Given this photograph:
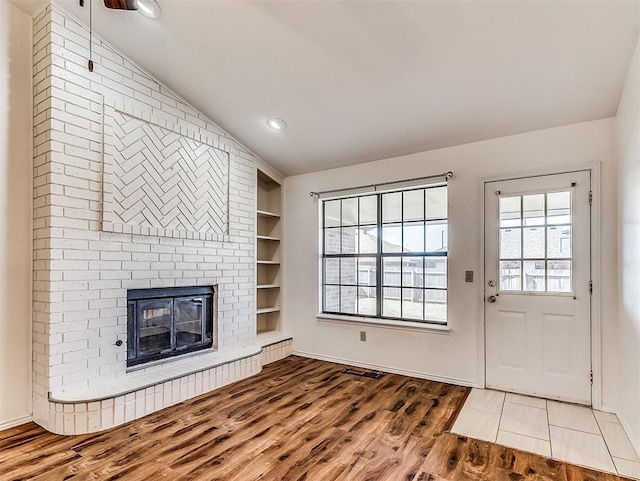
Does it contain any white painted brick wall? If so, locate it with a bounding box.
[32,4,262,426]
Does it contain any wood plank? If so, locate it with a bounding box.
[422,433,568,481]
[0,357,631,481]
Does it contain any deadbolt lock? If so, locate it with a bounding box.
[488,280,496,287]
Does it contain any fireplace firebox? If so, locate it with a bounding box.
[127,286,214,367]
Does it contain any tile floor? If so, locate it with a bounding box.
[452,389,640,479]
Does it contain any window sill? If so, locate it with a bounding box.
[316,313,450,333]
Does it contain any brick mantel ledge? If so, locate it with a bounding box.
[34,338,293,435]
[49,345,261,404]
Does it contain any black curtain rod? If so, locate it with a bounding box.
[309,171,453,198]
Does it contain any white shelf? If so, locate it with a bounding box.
[256,332,292,345]
[257,235,280,241]
[257,209,280,219]
[257,307,280,314]
[257,284,280,289]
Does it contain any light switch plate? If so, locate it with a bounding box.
[465,270,474,282]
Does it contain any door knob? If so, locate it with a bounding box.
[487,295,497,303]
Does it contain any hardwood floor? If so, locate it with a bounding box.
[0,356,632,480]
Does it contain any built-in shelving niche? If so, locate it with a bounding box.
[256,169,282,336]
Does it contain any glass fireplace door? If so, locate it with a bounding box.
[136,299,173,357]
[174,297,205,349]
[127,286,214,367]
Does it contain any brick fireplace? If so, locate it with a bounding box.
[31,4,291,435]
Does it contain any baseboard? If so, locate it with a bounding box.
[293,350,479,388]
[599,404,617,414]
[0,414,33,431]
[616,411,640,459]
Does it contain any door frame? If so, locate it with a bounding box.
[477,162,602,409]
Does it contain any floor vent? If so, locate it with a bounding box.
[342,368,385,379]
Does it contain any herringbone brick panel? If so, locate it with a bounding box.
[111,111,229,235]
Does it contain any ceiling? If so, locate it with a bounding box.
[10,0,640,176]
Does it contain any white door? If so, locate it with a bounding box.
[485,171,591,405]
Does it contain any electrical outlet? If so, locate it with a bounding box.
[360,331,366,342]
[465,270,474,282]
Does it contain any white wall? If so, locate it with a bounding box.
[0,2,33,428]
[284,118,618,407]
[616,34,640,452]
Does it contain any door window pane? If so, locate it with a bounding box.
[548,191,571,225]
[548,226,571,258]
[500,261,522,291]
[523,194,545,226]
[500,228,521,259]
[500,196,521,227]
[497,190,574,295]
[524,260,546,292]
[548,260,572,293]
[523,227,545,258]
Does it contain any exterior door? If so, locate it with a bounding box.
[485,171,591,405]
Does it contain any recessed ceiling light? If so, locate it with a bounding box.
[137,0,161,18]
[267,118,287,131]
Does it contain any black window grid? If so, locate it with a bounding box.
[321,186,448,324]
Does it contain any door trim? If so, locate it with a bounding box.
[478,162,602,409]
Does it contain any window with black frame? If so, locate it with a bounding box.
[321,185,448,324]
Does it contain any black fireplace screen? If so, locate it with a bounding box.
[127,286,214,367]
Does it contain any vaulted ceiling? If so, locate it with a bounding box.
[10,0,640,175]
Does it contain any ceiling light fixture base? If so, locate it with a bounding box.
[137,0,161,18]
[267,118,287,131]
